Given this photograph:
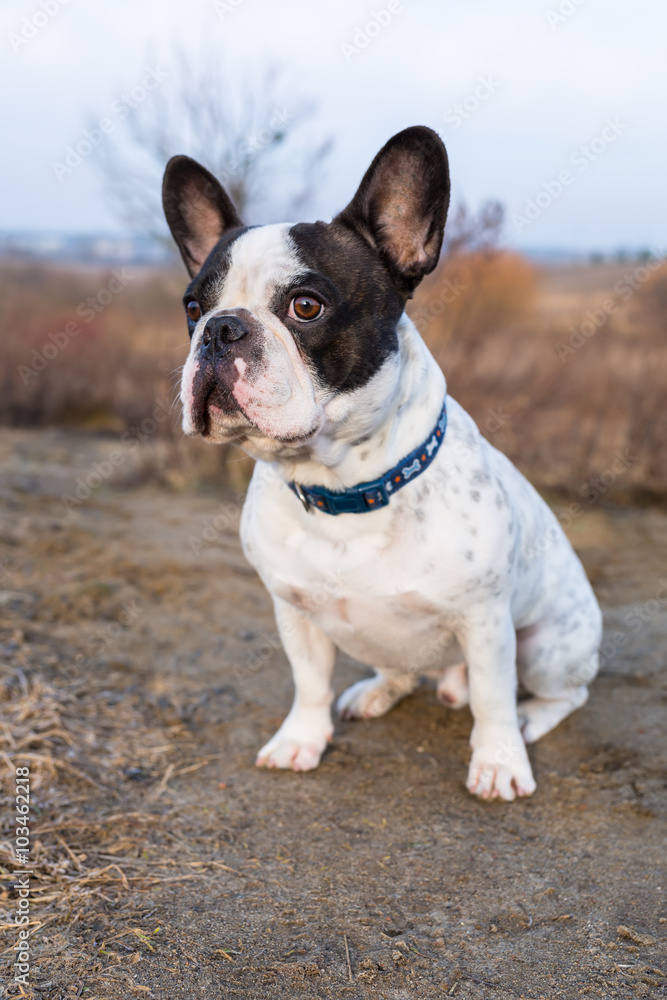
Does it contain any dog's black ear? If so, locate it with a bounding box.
[335,126,450,293]
[162,156,242,277]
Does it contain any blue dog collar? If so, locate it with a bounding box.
[288,397,448,515]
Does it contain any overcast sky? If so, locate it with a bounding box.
[1,0,664,252]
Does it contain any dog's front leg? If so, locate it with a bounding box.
[461,604,536,801]
[256,597,336,772]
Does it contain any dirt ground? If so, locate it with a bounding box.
[1,428,666,999]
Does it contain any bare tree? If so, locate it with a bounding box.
[92,48,333,245]
[442,199,505,258]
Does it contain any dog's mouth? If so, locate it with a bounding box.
[199,393,320,448]
[187,360,322,449]
[190,365,243,438]
[198,392,244,439]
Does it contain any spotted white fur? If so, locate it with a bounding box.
[179,214,602,802]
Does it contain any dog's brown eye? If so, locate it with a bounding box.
[290,295,323,322]
[186,300,201,322]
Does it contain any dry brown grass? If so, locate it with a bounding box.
[409,248,538,349]
[0,263,185,428]
[411,252,667,500]
[0,254,665,499]
[0,656,232,989]
[0,262,252,489]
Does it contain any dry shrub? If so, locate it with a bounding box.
[410,249,538,358]
[411,254,667,500]
[0,262,186,428]
[0,261,253,488]
[637,262,667,315]
[0,255,665,499]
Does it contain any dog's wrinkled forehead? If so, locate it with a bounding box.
[188,223,301,314]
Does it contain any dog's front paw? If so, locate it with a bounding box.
[256,709,333,772]
[466,729,536,801]
[256,737,324,771]
[337,674,416,720]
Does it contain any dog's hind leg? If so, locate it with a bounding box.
[518,685,590,743]
[516,598,601,743]
[436,661,469,708]
[337,671,417,720]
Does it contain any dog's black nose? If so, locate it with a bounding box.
[200,314,248,355]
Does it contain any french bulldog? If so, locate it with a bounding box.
[162,126,602,800]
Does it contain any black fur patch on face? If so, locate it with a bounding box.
[275,221,405,394]
[182,226,252,335]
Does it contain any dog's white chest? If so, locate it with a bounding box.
[241,494,467,673]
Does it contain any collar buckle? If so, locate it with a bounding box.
[293,483,313,513]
